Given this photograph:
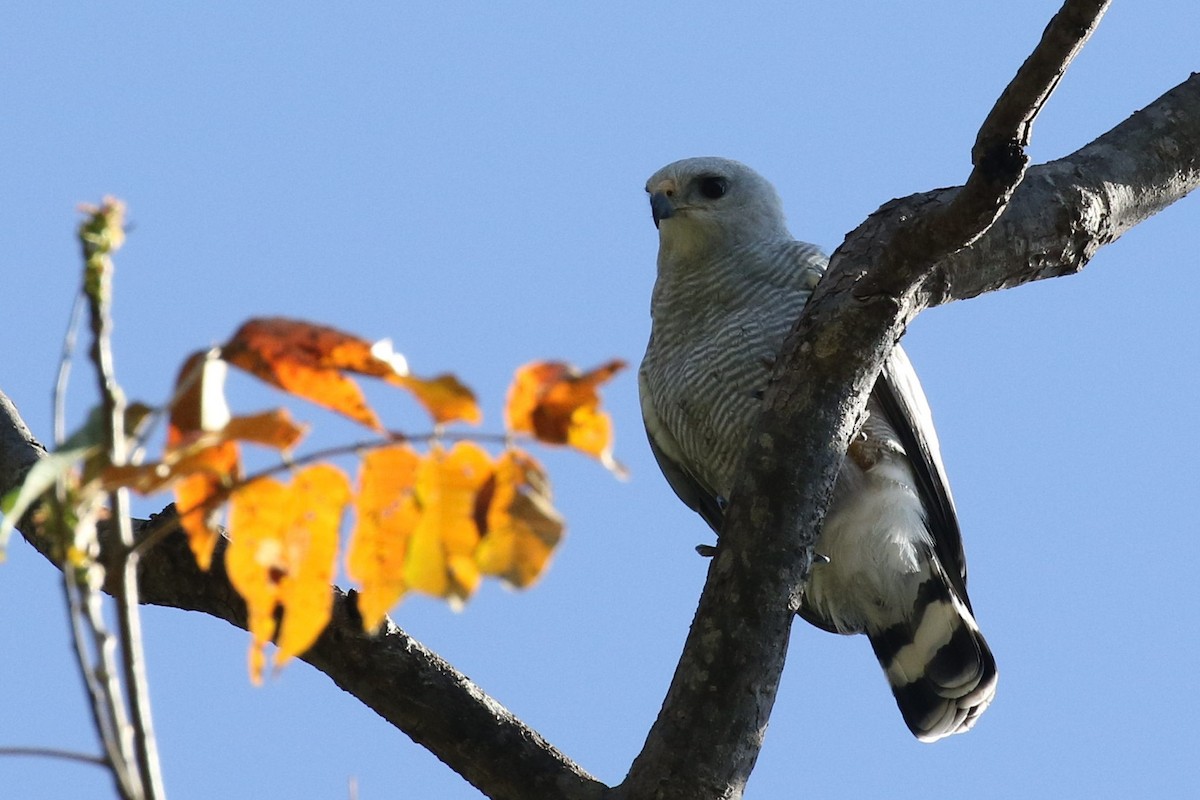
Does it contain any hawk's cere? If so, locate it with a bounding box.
[638,157,996,742]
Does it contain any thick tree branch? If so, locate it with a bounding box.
[616,4,1182,798]
[0,393,604,800]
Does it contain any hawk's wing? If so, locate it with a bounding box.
[644,429,726,534]
[875,345,971,605]
[639,368,726,534]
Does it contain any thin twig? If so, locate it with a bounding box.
[0,746,110,768]
[62,533,135,789]
[50,277,130,783]
[244,429,512,483]
[130,428,512,560]
[80,199,164,800]
[53,293,85,448]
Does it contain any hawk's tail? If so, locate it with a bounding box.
[866,563,998,743]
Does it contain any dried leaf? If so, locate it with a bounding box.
[505,359,625,471]
[107,408,304,497]
[475,449,564,589]
[226,464,350,682]
[78,197,126,272]
[404,442,492,604]
[346,445,422,632]
[222,409,308,450]
[371,339,480,425]
[221,318,398,430]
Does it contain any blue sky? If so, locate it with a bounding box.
[3,3,1198,798]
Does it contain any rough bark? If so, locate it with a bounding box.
[615,3,1127,797]
[3,4,1198,798]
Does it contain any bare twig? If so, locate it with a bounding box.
[51,232,133,794]
[52,294,85,448]
[79,198,164,800]
[63,553,137,792]
[0,746,110,768]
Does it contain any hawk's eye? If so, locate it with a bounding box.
[697,176,728,200]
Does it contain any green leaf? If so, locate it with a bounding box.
[0,410,106,557]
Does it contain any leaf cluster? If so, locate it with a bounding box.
[4,313,626,681]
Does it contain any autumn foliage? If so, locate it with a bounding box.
[89,317,623,680]
[0,201,626,680]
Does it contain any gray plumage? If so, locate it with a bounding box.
[639,156,996,742]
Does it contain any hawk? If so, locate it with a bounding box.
[638,156,996,741]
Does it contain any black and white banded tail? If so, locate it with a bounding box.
[867,558,997,742]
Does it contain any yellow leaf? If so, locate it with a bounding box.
[346,445,422,632]
[564,403,612,460]
[391,373,482,426]
[226,464,350,682]
[404,442,492,604]
[475,449,564,589]
[226,477,288,684]
[275,465,348,667]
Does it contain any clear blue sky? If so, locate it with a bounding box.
[3,3,1198,798]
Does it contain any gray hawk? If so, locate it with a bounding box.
[638,156,996,741]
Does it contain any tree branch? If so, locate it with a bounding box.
[0,392,604,800]
[615,4,1185,798]
[856,0,1111,299]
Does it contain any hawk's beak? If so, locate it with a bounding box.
[650,191,675,229]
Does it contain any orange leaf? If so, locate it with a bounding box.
[223,409,308,450]
[174,440,240,570]
[505,359,626,471]
[346,445,422,632]
[404,442,492,604]
[390,373,481,426]
[475,449,564,589]
[221,318,402,431]
[226,464,350,682]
